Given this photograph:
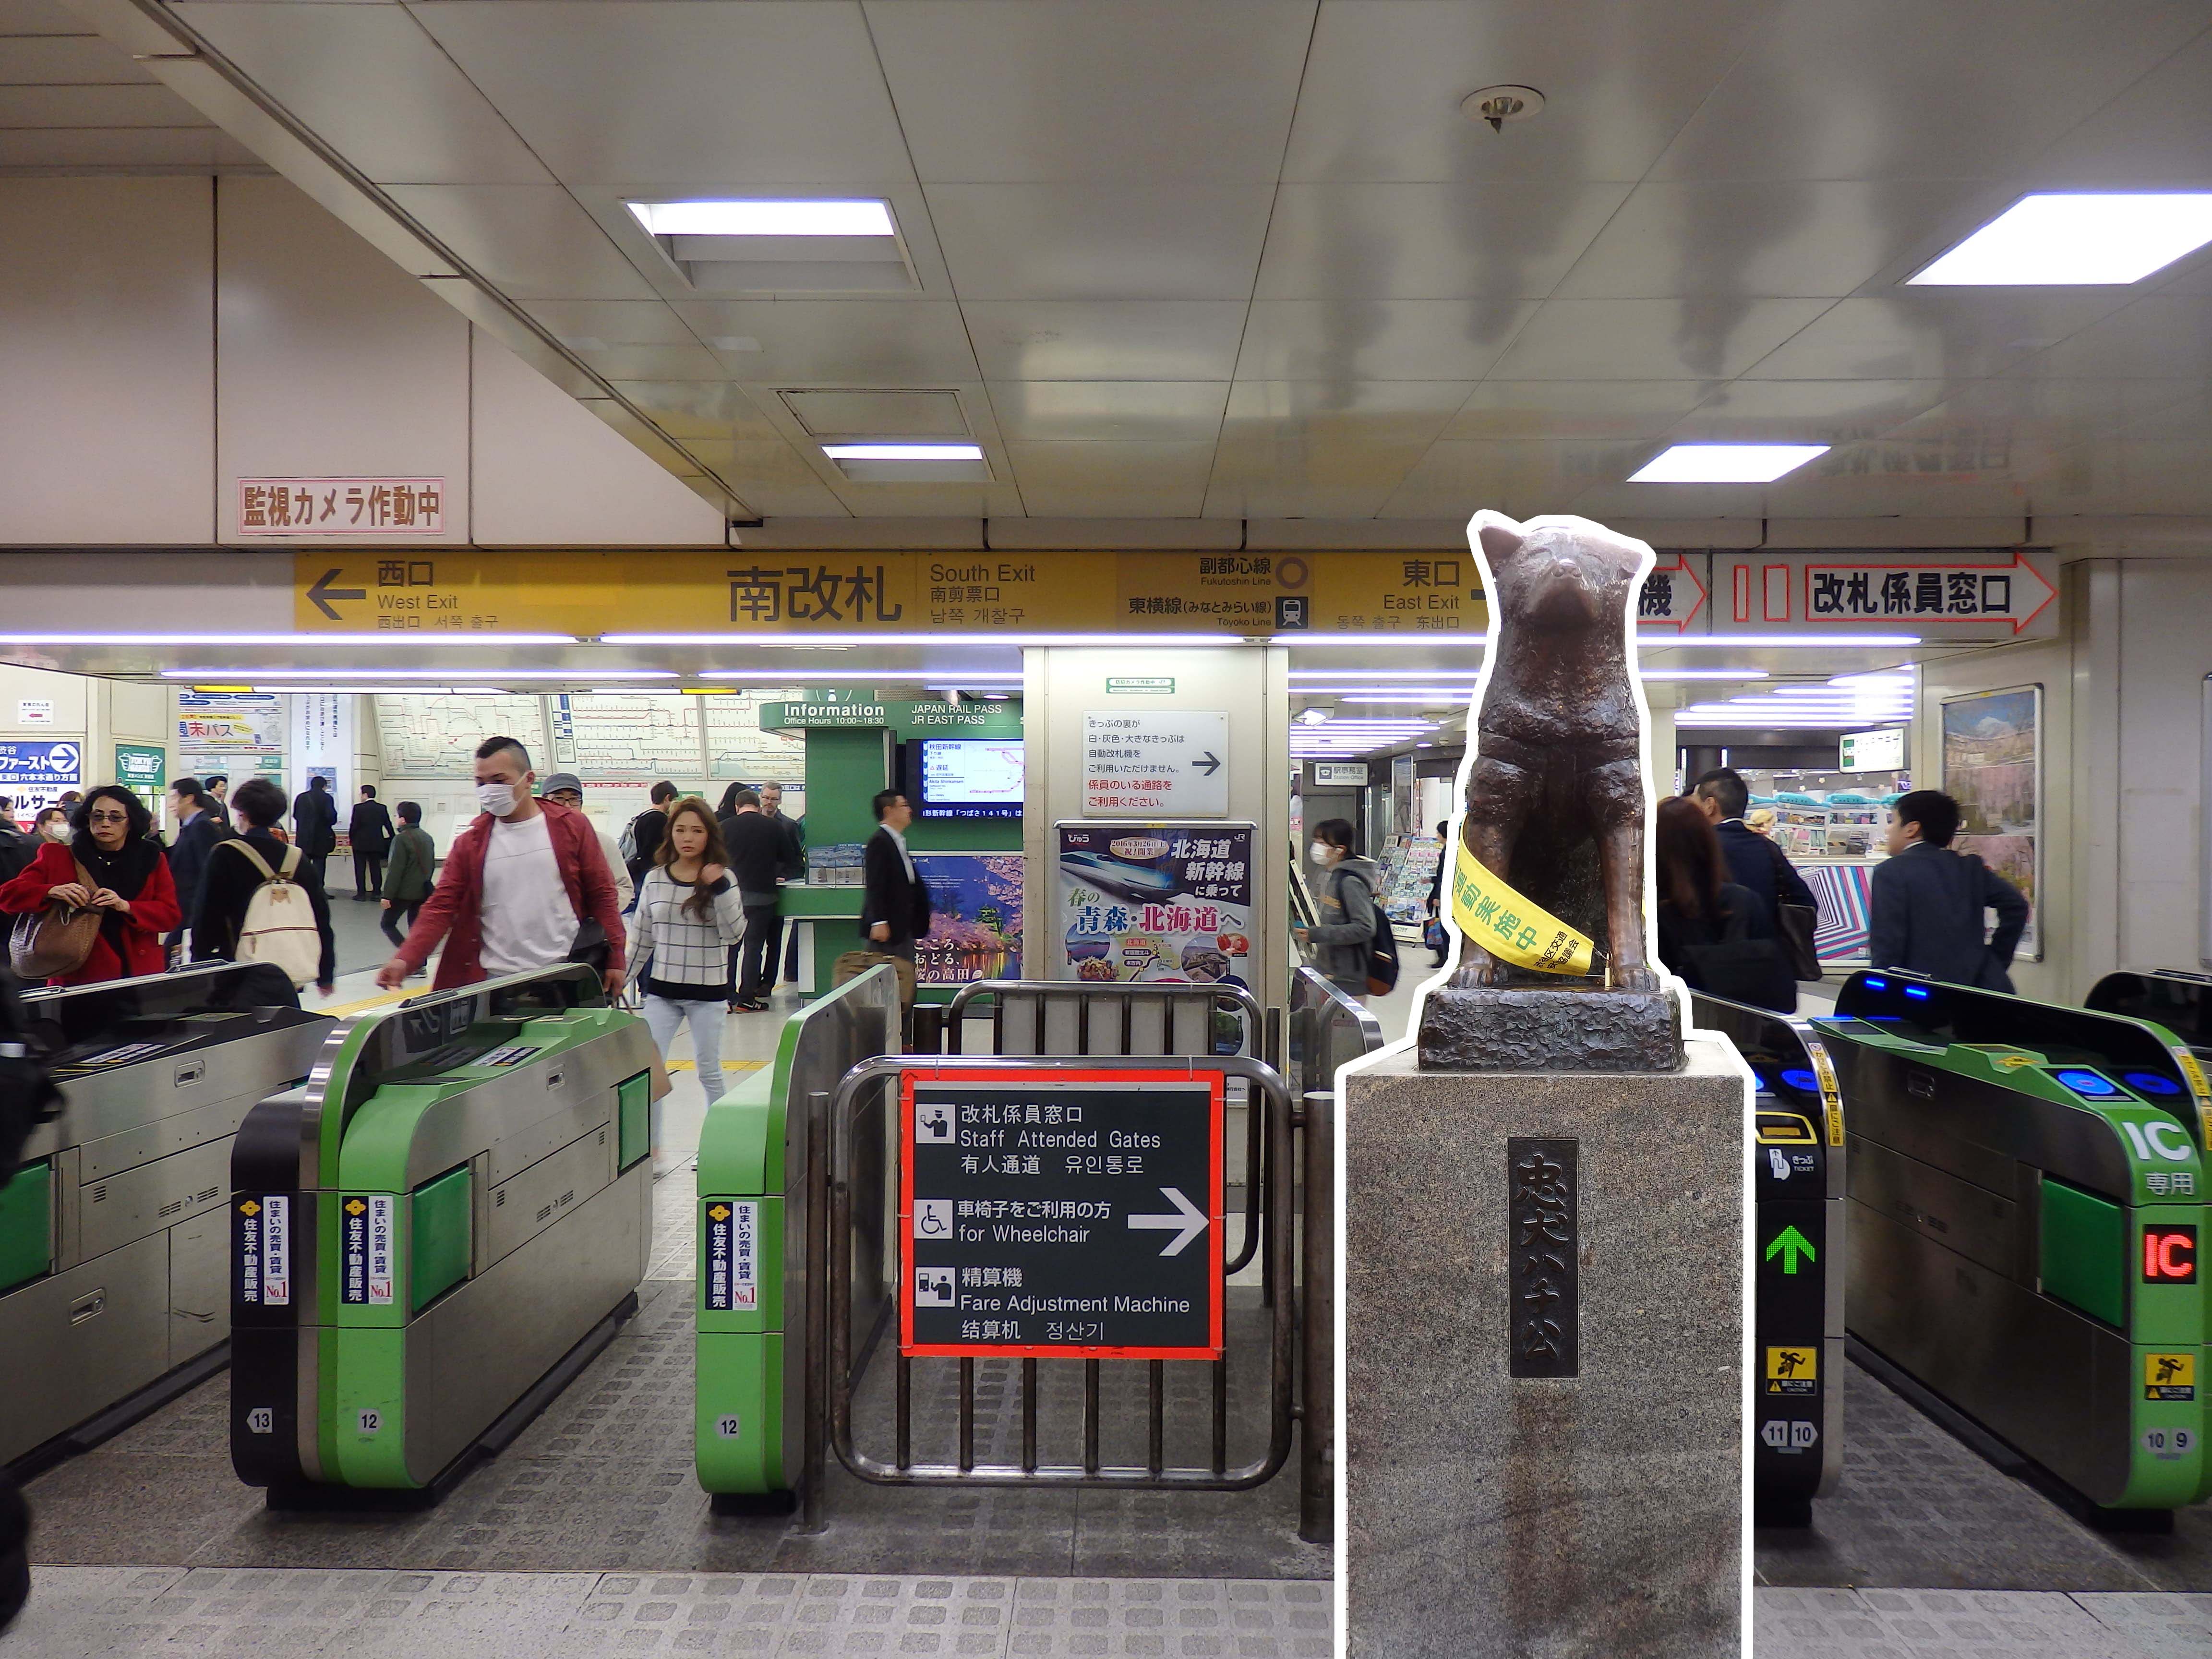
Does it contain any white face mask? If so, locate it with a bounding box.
[476,780,519,817]
[1309,841,1334,866]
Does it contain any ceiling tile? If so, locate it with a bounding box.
[524,299,701,348]
[1736,291,2136,380]
[866,0,1315,183]
[926,183,1274,300]
[783,388,972,438]
[0,36,156,83]
[1382,438,1650,521]
[0,0,103,35]
[1203,435,1431,518]
[1673,378,1958,441]
[1004,439,1216,516]
[1282,0,1774,183]
[565,342,726,381]
[665,300,981,382]
[1255,182,1631,300]
[2002,296,2212,380]
[961,301,1249,380]
[682,438,852,517]
[1485,297,1834,380]
[1646,0,2209,180]
[1223,380,1471,446]
[170,3,553,183]
[382,184,660,300]
[2025,438,2212,515]
[406,1,915,187]
[987,381,1229,442]
[0,127,261,168]
[1236,299,1541,381]
[1442,380,1716,441]
[2027,26,2212,189]
[606,380,781,442]
[1553,180,1990,299]
[1754,451,2043,516]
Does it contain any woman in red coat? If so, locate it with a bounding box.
[0,784,180,985]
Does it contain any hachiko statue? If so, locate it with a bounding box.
[1419,511,1683,1072]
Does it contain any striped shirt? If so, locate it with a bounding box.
[632,864,747,999]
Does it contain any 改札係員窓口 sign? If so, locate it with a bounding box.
[902,1069,1224,1360]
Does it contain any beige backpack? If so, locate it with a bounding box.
[223,840,321,988]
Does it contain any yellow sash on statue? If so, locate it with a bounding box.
[1447,837,1599,977]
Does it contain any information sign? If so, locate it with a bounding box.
[0,740,81,817]
[900,1069,1224,1360]
[1082,709,1228,817]
[1839,727,1905,773]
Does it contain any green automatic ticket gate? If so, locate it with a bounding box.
[229,963,663,1504]
[1816,969,2212,1516]
[1,964,329,1472]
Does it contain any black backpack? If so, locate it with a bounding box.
[1685,898,1794,1012]
[1344,871,1400,995]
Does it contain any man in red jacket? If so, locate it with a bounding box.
[374,735,626,994]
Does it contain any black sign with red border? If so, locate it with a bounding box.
[900,1067,1224,1361]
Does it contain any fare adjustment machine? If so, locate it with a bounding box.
[0,964,329,1470]
[1815,970,2212,1518]
[230,964,663,1503]
[1690,992,1846,1526]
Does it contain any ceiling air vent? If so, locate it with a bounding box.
[627,199,917,294]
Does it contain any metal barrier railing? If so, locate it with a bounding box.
[820,1053,1299,1493]
[941,979,1272,1277]
[1286,966,1384,1545]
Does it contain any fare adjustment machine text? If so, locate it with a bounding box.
[901,1069,1225,1360]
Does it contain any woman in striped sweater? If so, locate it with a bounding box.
[632,797,748,1165]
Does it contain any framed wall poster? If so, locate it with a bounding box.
[911,853,1024,986]
[1054,822,1254,989]
[1941,684,2042,961]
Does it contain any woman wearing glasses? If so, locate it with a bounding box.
[0,784,181,985]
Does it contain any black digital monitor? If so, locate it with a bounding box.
[915,738,1024,819]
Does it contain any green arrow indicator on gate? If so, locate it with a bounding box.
[1765,1225,1816,1275]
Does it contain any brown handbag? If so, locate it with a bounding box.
[9,859,104,980]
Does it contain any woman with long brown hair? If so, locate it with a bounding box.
[1654,795,1795,1012]
[631,797,747,1164]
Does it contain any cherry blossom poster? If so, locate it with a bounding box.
[913,853,1025,986]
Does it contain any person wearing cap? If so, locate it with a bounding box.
[541,772,634,915]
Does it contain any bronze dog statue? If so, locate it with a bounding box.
[1451,512,1658,994]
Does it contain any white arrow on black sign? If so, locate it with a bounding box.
[1127,1187,1208,1257]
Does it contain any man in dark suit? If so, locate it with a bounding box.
[1869,789,2030,991]
[1692,767,1817,928]
[291,774,338,894]
[348,784,395,902]
[163,777,227,952]
[720,788,788,1012]
[860,789,930,960]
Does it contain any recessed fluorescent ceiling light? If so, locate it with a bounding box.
[627,199,894,238]
[1910,193,2212,286]
[231,686,498,696]
[603,633,1240,648]
[164,668,675,681]
[0,633,578,646]
[822,444,984,462]
[1629,445,1829,483]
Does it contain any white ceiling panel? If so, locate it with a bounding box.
[1880,377,2201,456]
[866,0,1315,184]
[1003,439,1216,517]
[566,342,726,381]
[1255,182,1631,300]
[1736,291,2138,381]
[961,301,1249,381]
[1442,380,1716,441]
[406,1,915,187]
[1647,0,2209,181]
[987,381,1228,443]
[1236,299,1542,381]
[381,184,661,300]
[1222,380,1473,447]
[1383,438,1651,521]
[1755,456,2047,517]
[606,380,781,443]
[0,126,262,168]
[1203,436,1431,518]
[926,184,1274,301]
[1553,180,1993,300]
[1675,377,1958,440]
[524,300,702,348]
[784,388,971,438]
[1486,297,1834,380]
[170,4,552,184]
[668,301,981,383]
[2003,296,2212,380]
[0,0,104,35]
[1282,0,1774,183]
[0,83,206,126]
[681,438,851,517]
[0,36,156,82]
[2026,27,2212,189]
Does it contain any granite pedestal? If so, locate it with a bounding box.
[1344,1037,1748,1659]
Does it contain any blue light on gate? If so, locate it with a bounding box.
[2054,1068,2120,1098]
[1903,985,1932,1000]
[2125,1070,2184,1097]
[1780,1068,1820,1094]
[1863,976,1889,991]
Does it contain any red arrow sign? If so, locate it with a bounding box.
[1795,551,2056,635]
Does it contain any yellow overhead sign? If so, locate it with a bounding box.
[292,550,1484,637]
